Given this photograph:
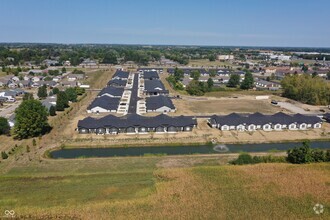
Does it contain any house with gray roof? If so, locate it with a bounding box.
[141,71,159,80]
[107,79,127,87]
[146,95,176,113]
[144,80,169,96]
[77,114,197,134]
[255,80,281,90]
[97,86,124,98]
[87,96,121,113]
[208,112,322,132]
[112,70,129,80]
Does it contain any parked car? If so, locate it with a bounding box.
[271,100,278,105]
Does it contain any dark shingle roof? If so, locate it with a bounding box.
[210,112,322,126]
[98,86,124,97]
[113,70,129,79]
[146,95,175,110]
[107,79,127,87]
[87,96,120,111]
[144,80,166,92]
[78,114,197,129]
[143,71,159,80]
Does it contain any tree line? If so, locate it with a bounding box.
[281,74,330,105]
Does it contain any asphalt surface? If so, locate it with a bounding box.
[127,73,139,114]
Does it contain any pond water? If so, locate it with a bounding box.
[50,141,330,159]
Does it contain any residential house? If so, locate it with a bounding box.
[208,112,323,132]
[107,79,127,87]
[112,70,129,80]
[141,71,159,80]
[67,73,85,81]
[42,96,57,110]
[255,80,281,90]
[77,114,197,134]
[144,80,169,96]
[43,59,59,66]
[146,95,176,113]
[80,58,97,67]
[87,96,121,113]
[97,86,124,98]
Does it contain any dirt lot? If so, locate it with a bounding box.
[168,96,285,116]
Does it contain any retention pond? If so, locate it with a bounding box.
[50,141,330,159]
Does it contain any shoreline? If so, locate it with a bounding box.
[44,139,330,159]
[61,137,330,149]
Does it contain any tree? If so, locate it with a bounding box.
[208,54,216,61]
[61,67,66,73]
[75,87,85,95]
[23,93,34,101]
[209,70,217,77]
[14,99,50,139]
[174,68,184,81]
[37,85,47,99]
[65,87,77,102]
[312,72,318,78]
[327,72,330,80]
[302,65,308,72]
[207,78,214,89]
[287,141,314,164]
[52,87,59,95]
[227,74,240,88]
[49,105,56,116]
[190,70,201,80]
[240,72,254,90]
[281,74,330,105]
[186,80,206,96]
[56,91,69,111]
[0,117,10,135]
[102,50,118,64]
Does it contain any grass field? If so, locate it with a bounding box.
[188,99,280,114]
[188,59,237,68]
[0,71,7,77]
[0,156,329,219]
[205,89,282,98]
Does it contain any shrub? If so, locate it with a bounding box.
[230,153,254,165]
[1,151,8,159]
[326,150,330,162]
[287,141,327,164]
[312,150,326,162]
[231,153,287,165]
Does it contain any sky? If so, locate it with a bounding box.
[0,0,330,47]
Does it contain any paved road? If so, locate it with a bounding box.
[127,73,139,114]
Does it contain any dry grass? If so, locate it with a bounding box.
[188,59,236,68]
[236,163,330,201]
[185,99,281,114]
[5,162,329,219]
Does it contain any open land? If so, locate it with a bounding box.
[0,66,329,220]
[0,156,329,219]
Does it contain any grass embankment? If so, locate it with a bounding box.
[205,89,282,98]
[0,157,328,219]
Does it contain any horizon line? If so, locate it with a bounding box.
[0,41,330,49]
